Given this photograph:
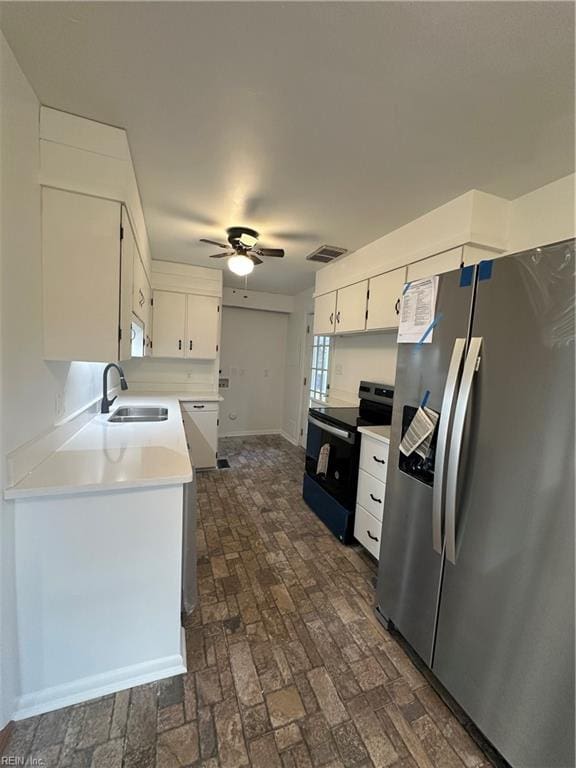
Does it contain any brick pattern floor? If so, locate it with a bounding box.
[5,435,494,768]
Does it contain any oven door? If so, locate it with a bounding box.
[305,414,359,510]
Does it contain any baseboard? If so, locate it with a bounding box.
[0,720,14,755]
[219,429,282,438]
[13,628,187,721]
[280,430,299,446]
[219,429,300,445]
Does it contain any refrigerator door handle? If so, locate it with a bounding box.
[445,337,483,564]
[432,338,466,554]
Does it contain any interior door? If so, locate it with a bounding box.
[186,294,219,359]
[366,268,406,331]
[300,314,315,447]
[432,243,575,768]
[152,290,186,358]
[376,267,473,664]
[335,281,368,333]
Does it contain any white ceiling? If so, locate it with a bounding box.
[1,2,574,294]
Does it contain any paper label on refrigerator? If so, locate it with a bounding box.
[397,276,439,344]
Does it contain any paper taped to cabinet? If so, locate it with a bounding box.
[398,276,439,344]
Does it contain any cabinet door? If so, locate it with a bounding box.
[119,208,135,361]
[132,247,148,324]
[182,410,218,468]
[406,246,463,281]
[366,268,406,330]
[42,187,121,362]
[313,292,337,335]
[185,295,219,359]
[152,291,186,358]
[143,272,153,356]
[335,281,368,334]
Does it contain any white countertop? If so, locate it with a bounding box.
[4,392,218,500]
[358,425,391,444]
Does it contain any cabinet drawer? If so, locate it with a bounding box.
[181,401,219,414]
[354,505,382,560]
[357,469,386,522]
[359,435,389,482]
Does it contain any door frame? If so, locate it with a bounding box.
[297,312,314,448]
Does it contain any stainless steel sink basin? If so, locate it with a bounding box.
[108,406,168,423]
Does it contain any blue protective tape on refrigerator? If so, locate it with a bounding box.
[402,281,412,295]
[459,266,474,287]
[478,259,493,281]
[416,312,444,346]
[420,389,430,408]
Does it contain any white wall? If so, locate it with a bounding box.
[219,307,288,437]
[0,33,109,727]
[123,357,218,393]
[330,332,398,401]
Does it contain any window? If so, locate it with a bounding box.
[310,335,331,399]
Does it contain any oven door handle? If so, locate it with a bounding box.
[307,415,355,443]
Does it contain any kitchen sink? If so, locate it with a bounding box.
[108,406,168,423]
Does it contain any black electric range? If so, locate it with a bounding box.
[303,382,394,543]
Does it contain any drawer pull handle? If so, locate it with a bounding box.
[369,493,382,504]
[367,530,379,542]
[193,405,205,409]
[395,298,401,315]
[373,456,386,464]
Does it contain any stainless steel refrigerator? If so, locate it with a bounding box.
[376,239,575,768]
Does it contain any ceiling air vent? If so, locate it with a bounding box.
[306,245,348,263]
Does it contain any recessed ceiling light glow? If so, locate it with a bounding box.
[228,254,254,276]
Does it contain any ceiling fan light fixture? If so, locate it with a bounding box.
[239,232,258,248]
[228,254,254,276]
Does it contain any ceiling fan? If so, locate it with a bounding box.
[199,227,284,276]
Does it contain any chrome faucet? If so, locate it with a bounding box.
[101,363,128,414]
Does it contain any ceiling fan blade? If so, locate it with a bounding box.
[248,254,263,266]
[200,238,228,248]
[209,252,231,258]
[256,248,284,258]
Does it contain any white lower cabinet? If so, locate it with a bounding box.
[357,470,386,522]
[354,505,382,559]
[354,432,390,560]
[181,402,218,469]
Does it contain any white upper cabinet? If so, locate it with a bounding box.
[152,291,220,359]
[119,208,134,362]
[152,291,186,358]
[42,187,123,363]
[131,225,152,354]
[406,246,463,282]
[335,281,369,334]
[313,292,337,335]
[186,295,219,359]
[366,268,406,331]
